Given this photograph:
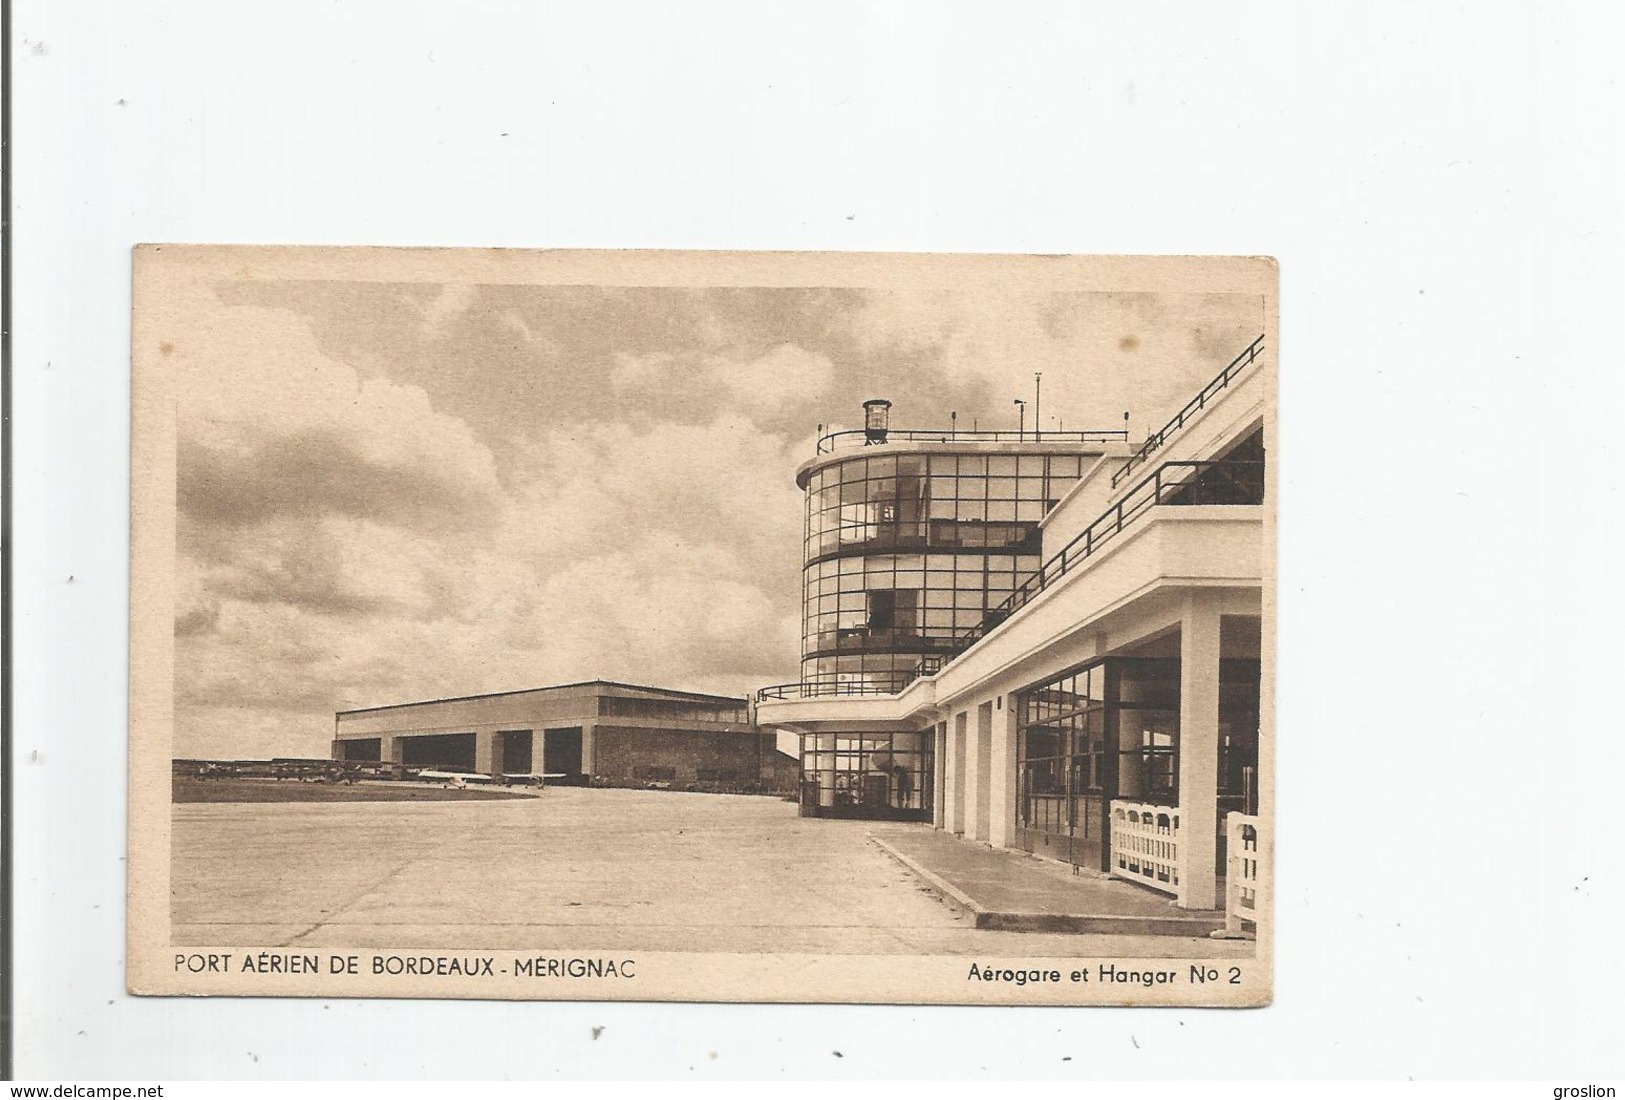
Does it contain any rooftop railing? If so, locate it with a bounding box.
[815,426,1128,456]
[1110,334,1266,489]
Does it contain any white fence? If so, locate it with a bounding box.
[1108,801,1182,900]
[1212,811,1266,940]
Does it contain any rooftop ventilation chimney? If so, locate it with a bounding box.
[862,399,892,445]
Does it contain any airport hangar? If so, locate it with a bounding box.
[332,679,781,788]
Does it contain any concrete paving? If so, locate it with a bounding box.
[868,827,1226,936]
[172,787,1250,958]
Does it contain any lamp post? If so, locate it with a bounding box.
[1034,372,1042,437]
[1013,398,1026,441]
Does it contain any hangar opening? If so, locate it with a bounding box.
[400,732,476,771]
[544,727,584,779]
[500,729,533,775]
[338,738,381,762]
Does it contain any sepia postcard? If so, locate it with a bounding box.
[129,247,1277,1005]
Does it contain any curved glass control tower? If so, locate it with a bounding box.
[798,429,1098,695]
[788,405,1117,819]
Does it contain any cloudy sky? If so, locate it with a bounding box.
[172,273,1264,758]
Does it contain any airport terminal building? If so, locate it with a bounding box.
[756,336,1271,912]
[332,680,769,789]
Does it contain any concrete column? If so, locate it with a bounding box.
[580,721,596,776]
[817,732,835,808]
[1177,591,1223,909]
[383,735,403,766]
[950,713,968,835]
[987,698,1020,850]
[963,710,983,841]
[932,722,948,829]
[972,702,994,841]
[474,729,500,777]
[529,731,545,776]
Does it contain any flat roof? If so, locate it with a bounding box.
[794,438,1124,489]
[336,678,749,717]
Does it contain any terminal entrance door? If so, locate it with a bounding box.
[861,772,890,807]
[1015,694,1108,870]
[1017,659,1180,872]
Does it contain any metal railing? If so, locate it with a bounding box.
[945,458,1264,655]
[815,426,1128,456]
[1111,334,1266,488]
[911,653,945,679]
[756,680,906,702]
[755,656,944,704]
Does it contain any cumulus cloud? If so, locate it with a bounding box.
[174,303,808,758]
[175,303,503,529]
[845,289,1263,434]
[610,343,836,418]
[172,280,1261,761]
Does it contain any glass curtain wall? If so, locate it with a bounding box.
[798,730,934,821]
[800,452,1085,693]
[1017,664,1112,870]
[1015,657,1260,872]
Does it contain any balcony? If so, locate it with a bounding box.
[948,457,1263,655]
[757,679,906,701]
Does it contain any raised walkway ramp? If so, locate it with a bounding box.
[868,826,1224,937]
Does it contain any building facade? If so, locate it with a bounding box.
[771,411,1127,820]
[758,335,1271,911]
[332,680,767,789]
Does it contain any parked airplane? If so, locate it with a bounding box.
[415,770,566,789]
